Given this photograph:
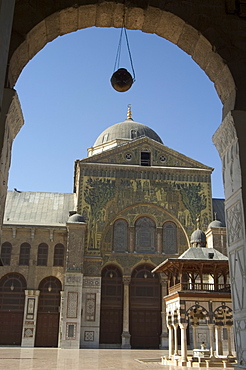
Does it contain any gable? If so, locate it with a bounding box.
[81,137,212,171]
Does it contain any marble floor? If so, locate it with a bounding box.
[0,347,236,370]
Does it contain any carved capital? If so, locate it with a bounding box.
[212,111,237,159]
[123,275,131,285]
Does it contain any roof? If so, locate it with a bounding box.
[153,247,228,275]
[3,190,76,227]
[212,198,225,226]
[178,247,228,260]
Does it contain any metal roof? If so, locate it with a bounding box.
[3,191,76,227]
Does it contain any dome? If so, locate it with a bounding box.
[190,229,206,247]
[208,219,224,228]
[93,106,163,147]
[67,213,85,223]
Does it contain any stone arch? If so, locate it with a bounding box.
[186,304,209,324]
[9,3,235,115]
[213,305,233,326]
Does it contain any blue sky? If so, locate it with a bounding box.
[9,27,224,198]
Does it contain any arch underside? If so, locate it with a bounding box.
[10,1,235,116]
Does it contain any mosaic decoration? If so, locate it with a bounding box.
[67,292,78,319]
[85,293,96,321]
[26,298,35,320]
[84,331,94,341]
[24,328,33,338]
[66,323,76,340]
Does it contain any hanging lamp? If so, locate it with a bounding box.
[110,4,136,92]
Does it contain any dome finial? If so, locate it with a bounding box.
[196,215,201,230]
[127,104,132,120]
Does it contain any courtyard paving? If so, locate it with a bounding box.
[0,347,235,370]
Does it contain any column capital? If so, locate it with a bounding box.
[123,275,131,285]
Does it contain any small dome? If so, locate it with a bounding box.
[190,229,206,247]
[208,219,224,228]
[67,213,85,223]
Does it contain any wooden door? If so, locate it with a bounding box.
[130,264,161,349]
[100,265,123,345]
[35,276,61,347]
[0,273,26,345]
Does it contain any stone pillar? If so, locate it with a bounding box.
[226,326,233,357]
[213,110,246,366]
[129,226,134,253]
[208,324,215,358]
[121,276,131,348]
[157,227,162,254]
[173,324,179,355]
[60,273,83,349]
[167,324,174,358]
[80,276,101,348]
[21,290,40,347]
[160,276,168,348]
[58,291,64,348]
[180,323,188,363]
[0,1,15,107]
[215,326,223,356]
[0,89,23,243]
[192,325,197,349]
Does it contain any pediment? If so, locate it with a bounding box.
[81,137,212,171]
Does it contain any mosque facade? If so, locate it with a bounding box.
[0,107,227,350]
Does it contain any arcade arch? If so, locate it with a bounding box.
[1,0,246,363]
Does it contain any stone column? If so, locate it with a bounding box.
[226,326,233,357]
[160,276,168,348]
[215,326,223,356]
[21,290,40,347]
[173,324,179,355]
[58,291,64,348]
[213,110,246,367]
[167,324,174,358]
[208,324,215,358]
[0,89,23,244]
[129,227,135,253]
[180,323,188,363]
[192,325,198,349]
[157,227,162,254]
[121,276,131,348]
[0,1,15,107]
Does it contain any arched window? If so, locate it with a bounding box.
[53,244,65,266]
[135,217,156,253]
[19,243,30,266]
[163,222,177,254]
[1,242,12,265]
[37,243,48,266]
[113,219,128,252]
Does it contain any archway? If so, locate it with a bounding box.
[0,273,26,345]
[99,264,123,346]
[130,264,161,348]
[2,1,246,363]
[35,276,62,347]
